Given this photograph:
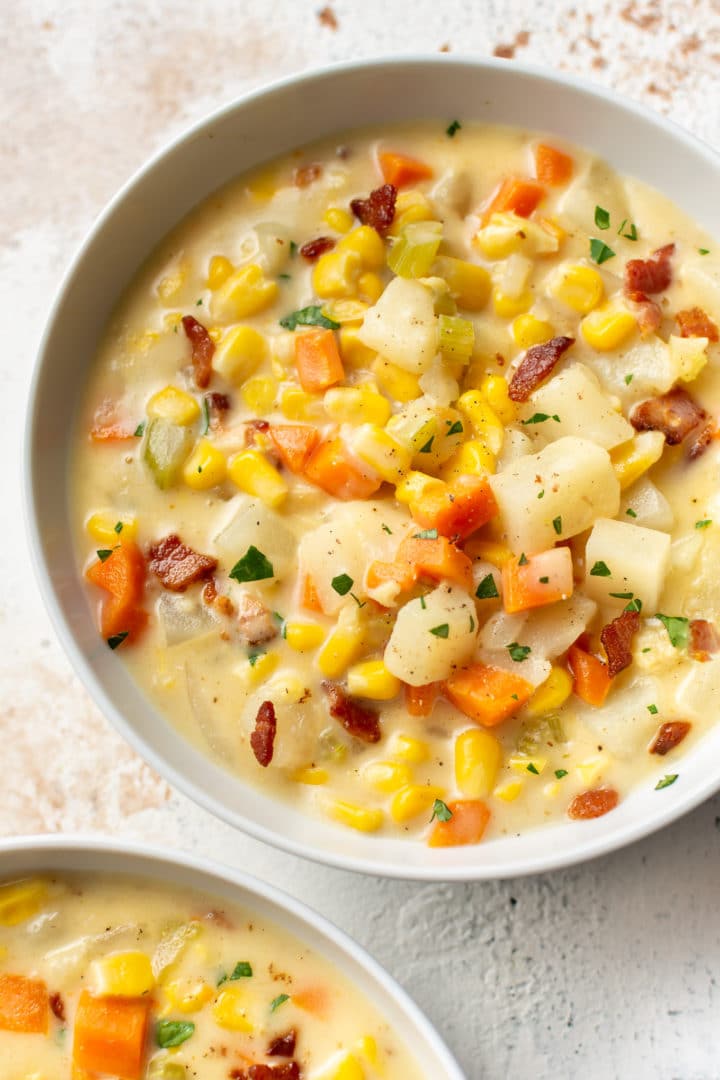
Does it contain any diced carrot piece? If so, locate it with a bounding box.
[304,438,382,500]
[294,328,344,393]
[444,663,533,727]
[90,402,136,442]
[501,547,573,614]
[396,535,473,590]
[292,986,329,1019]
[269,423,321,473]
[366,560,418,593]
[410,475,498,540]
[85,541,147,641]
[301,574,325,614]
[481,176,545,225]
[428,799,491,847]
[0,974,48,1034]
[567,644,613,707]
[378,151,433,188]
[534,144,574,186]
[405,681,440,717]
[73,991,150,1080]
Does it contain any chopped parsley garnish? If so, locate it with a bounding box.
[279,304,339,331]
[419,436,434,453]
[96,549,113,562]
[625,598,642,613]
[521,413,560,425]
[537,490,545,499]
[447,420,464,435]
[555,769,568,779]
[107,631,129,650]
[430,798,452,822]
[270,994,290,1012]
[446,120,462,137]
[552,515,562,535]
[590,560,611,577]
[134,421,146,437]
[656,614,689,649]
[647,704,658,715]
[331,573,354,596]
[518,553,529,566]
[594,205,610,230]
[539,576,549,584]
[420,595,427,609]
[429,623,449,638]
[610,591,633,600]
[229,546,274,583]
[526,762,539,775]
[229,961,253,980]
[699,248,710,255]
[695,519,712,529]
[507,642,531,662]
[113,521,124,534]
[382,523,393,534]
[655,774,678,790]
[469,615,475,632]
[414,528,438,539]
[626,508,637,518]
[201,396,211,435]
[248,651,265,667]
[624,373,634,385]
[589,238,616,264]
[350,592,366,608]
[289,240,298,257]
[476,574,499,600]
[196,297,203,306]
[617,219,638,240]
[278,272,291,281]
[156,1020,195,1048]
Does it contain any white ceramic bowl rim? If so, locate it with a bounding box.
[0,834,464,1079]
[25,54,720,881]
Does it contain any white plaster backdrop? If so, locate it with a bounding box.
[4,2,720,1077]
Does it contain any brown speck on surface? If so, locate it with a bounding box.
[439,42,451,52]
[317,5,338,30]
[621,2,663,30]
[493,29,530,58]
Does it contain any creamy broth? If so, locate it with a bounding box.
[0,872,422,1078]
[72,121,720,846]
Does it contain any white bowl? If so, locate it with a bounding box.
[26,56,720,880]
[0,835,463,1078]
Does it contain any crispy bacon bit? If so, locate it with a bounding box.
[322,681,381,743]
[600,608,640,677]
[625,242,675,295]
[649,720,691,756]
[293,162,323,188]
[231,1065,301,1080]
[237,592,278,647]
[243,417,271,448]
[205,391,231,429]
[676,306,719,342]
[686,421,715,461]
[689,618,720,661]
[148,534,218,592]
[182,314,215,389]
[203,578,235,617]
[299,236,336,262]
[267,1029,297,1057]
[350,183,397,233]
[508,335,575,402]
[49,992,65,1022]
[625,290,662,335]
[250,700,277,767]
[567,787,619,820]
[630,386,707,445]
[317,4,338,29]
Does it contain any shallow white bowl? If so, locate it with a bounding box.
[0,835,463,1078]
[26,56,720,880]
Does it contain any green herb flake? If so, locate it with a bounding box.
[419,436,435,453]
[539,576,550,584]
[279,304,340,331]
[699,248,710,255]
[134,421,146,437]
[96,549,114,562]
[278,272,292,281]
[446,120,462,137]
[624,373,634,385]
[626,508,637,518]
[201,396,211,436]
[589,238,616,265]
[248,651,265,667]
[537,489,545,499]
[555,769,568,779]
[590,561,611,577]
[156,1020,195,1048]
[642,647,652,653]
[507,642,531,662]
[414,528,438,539]
[594,205,611,230]
[655,773,678,790]
[107,631,129,650]
[289,240,298,257]
[229,546,274,583]
[113,521,124,534]
[647,704,659,715]
[469,615,475,632]
[526,762,540,775]
[521,413,561,425]
[270,994,290,1013]
[476,573,499,600]
[229,961,253,980]
[656,614,690,650]
[518,553,529,566]
[331,573,354,596]
[430,798,452,822]
[552,515,562,535]
[624,223,638,241]
[695,519,712,529]
[511,693,519,701]
[625,598,643,613]
[381,523,393,534]
[610,591,633,600]
[350,592,366,608]
[447,420,464,435]
[430,623,450,638]
[420,594,427,610]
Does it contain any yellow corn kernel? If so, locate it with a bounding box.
[509,754,547,776]
[493,778,524,802]
[241,376,278,415]
[87,512,138,544]
[319,1054,365,1080]
[212,325,267,384]
[90,951,155,997]
[462,539,514,566]
[164,978,214,1014]
[208,325,223,343]
[351,424,411,483]
[338,225,386,270]
[550,264,604,314]
[389,190,434,236]
[213,987,254,1033]
[478,374,517,425]
[228,449,287,508]
[0,880,47,927]
[213,264,278,322]
[576,755,608,787]
[363,760,413,794]
[246,166,278,200]
[581,304,637,351]
[492,287,533,318]
[279,385,323,420]
[338,325,376,372]
[358,271,384,304]
[395,470,443,505]
[324,206,354,233]
[182,438,226,490]
[512,314,554,350]
[372,357,422,402]
[292,766,329,785]
[526,666,573,717]
[391,784,445,824]
[317,609,364,679]
[440,440,496,481]
[355,1035,380,1069]
[456,391,505,454]
[474,222,523,261]
[322,299,369,327]
[157,257,190,304]
[284,621,326,652]
[237,650,278,688]
[327,801,384,833]
[389,733,431,764]
[610,430,665,490]
[207,255,234,290]
[324,386,391,426]
[347,660,401,701]
[433,255,491,312]
[146,385,200,426]
[455,729,502,798]
[313,248,362,299]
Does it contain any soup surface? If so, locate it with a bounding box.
[0,871,422,1078]
[73,121,720,847]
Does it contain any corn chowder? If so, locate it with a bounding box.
[74,121,720,847]
[0,872,421,1079]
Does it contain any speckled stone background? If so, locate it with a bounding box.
[5,2,720,1077]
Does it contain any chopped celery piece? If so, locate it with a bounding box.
[385,401,438,452]
[438,314,475,359]
[148,1059,187,1080]
[143,418,194,490]
[517,714,565,755]
[388,221,443,278]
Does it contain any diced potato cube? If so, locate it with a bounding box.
[522,363,634,450]
[668,334,708,383]
[384,584,477,686]
[358,278,438,374]
[584,517,671,611]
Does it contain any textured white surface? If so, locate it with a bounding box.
[4,2,720,1077]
